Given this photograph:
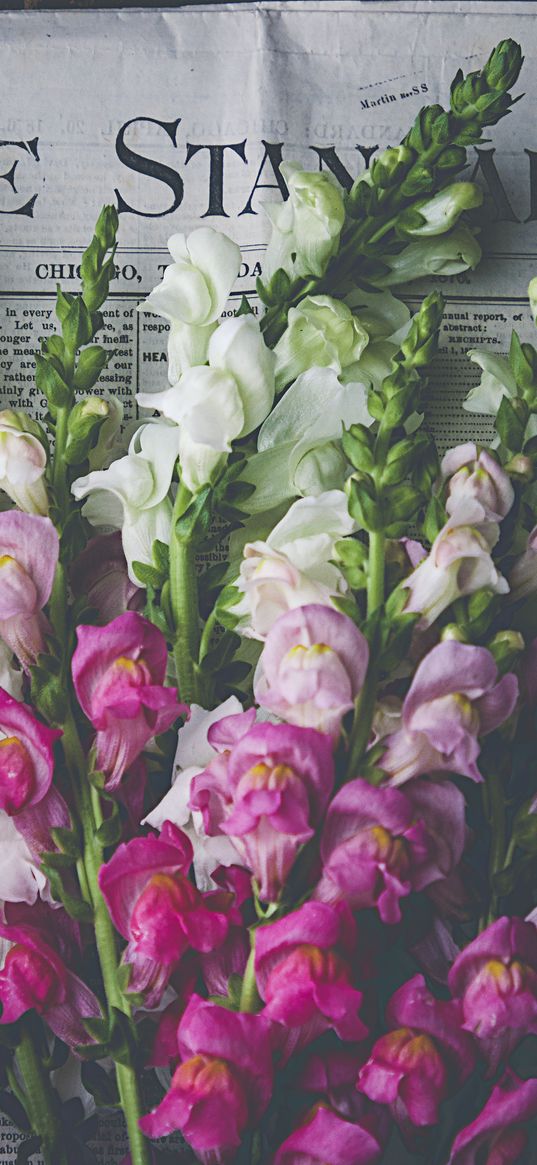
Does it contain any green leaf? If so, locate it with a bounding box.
[62,297,93,354]
[35,354,71,409]
[236,295,254,317]
[152,538,170,576]
[175,487,212,544]
[132,560,164,589]
[496,394,527,452]
[95,802,122,848]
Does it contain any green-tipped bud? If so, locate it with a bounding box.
[65,397,111,466]
[505,453,533,481]
[399,291,444,368]
[371,145,414,189]
[484,39,524,95]
[95,205,119,252]
[487,629,525,674]
[441,624,469,644]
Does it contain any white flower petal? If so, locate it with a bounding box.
[208,316,275,436]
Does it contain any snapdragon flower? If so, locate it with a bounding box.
[140,227,241,380]
[263,162,345,281]
[448,1071,537,1165]
[242,367,371,514]
[72,421,179,584]
[273,295,368,390]
[254,604,369,736]
[382,641,518,785]
[230,490,356,639]
[0,511,59,671]
[137,314,275,493]
[0,411,48,515]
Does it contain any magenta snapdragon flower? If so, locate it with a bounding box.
[448,1070,537,1165]
[274,1102,386,1165]
[0,689,61,815]
[0,909,101,1049]
[98,821,229,1005]
[315,777,465,924]
[72,611,185,787]
[357,975,475,1128]
[140,994,273,1163]
[382,641,518,785]
[0,511,59,671]
[255,901,368,1059]
[448,916,537,1073]
[254,603,369,736]
[190,720,334,901]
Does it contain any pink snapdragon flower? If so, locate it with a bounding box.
[315,777,465,924]
[357,975,475,1128]
[274,1103,386,1165]
[70,532,143,623]
[98,821,229,1005]
[255,901,368,1059]
[381,641,518,785]
[448,917,537,1072]
[72,611,185,787]
[441,443,514,523]
[139,994,273,1163]
[0,689,61,814]
[0,512,59,670]
[0,916,101,1049]
[190,720,335,901]
[199,864,253,997]
[254,604,369,736]
[402,507,508,628]
[448,1070,537,1165]
[509,523,537,600]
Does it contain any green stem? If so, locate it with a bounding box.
[485,768,507,925]
[170,484,202,704]
[51,406,70,521]
[61,718,151,1165]
[367,531,385,613]
[239,937,261,1013]
[346,657,380,781]
[199,606,218,665]
[16,1022,64,1165]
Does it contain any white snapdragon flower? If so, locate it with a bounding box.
[230,490,356,639]
[140,227,241,380]
[273,295,368,390]
[72,421,180,583]
[143,698,242,889]
[0,813,50,904]
[242,366,372,513]
[0,412,48,515]
[464,350,537,445]
[137,314,275,493]
[263,163,345,281]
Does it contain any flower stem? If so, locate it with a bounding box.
[367,531,385,613]
[170,484,202,705]
[61,716,152,1165]
[15,1021,65,1165]
[239,936,261,1013]
[485,767,507,926]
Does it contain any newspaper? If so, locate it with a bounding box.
[1,1,537,1159]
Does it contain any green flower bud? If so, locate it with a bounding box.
[505,453,533,481]
[398,182,483,238]
[441,624,469,643]
[65,397,111,467]
[371,145,414,189]
[487,629,525,673]
[377,226,481,287]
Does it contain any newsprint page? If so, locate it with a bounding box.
[1,1,537,1159]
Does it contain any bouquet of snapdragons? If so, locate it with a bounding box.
[0,37,536,1165]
